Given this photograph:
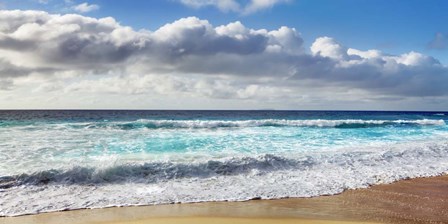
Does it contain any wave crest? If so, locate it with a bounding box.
[2,141,448,188]
[69,119,446,130]
[0,155,305,188]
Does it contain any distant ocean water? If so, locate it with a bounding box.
[1,110,448,216]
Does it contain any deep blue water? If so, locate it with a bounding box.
[0,110,446,122]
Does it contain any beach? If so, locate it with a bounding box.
[1,175,447,224]
[2,0,448,222]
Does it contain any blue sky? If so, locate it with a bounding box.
[0,0,448,110]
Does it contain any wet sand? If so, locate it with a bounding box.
[1,175,447,224]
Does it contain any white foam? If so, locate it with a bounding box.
[60,119,446,130]
[1,139,448,217]
[134,118,446,128]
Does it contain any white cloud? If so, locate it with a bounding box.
[178,0,289,14]
[243,0,290,15]
[72,2,100,13]
[0,10,448,109]
[311,36,347,60]
[347,48,381,59]
[179,0,240,12]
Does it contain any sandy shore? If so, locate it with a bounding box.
[1,175,447,224]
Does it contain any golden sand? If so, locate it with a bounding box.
[103,217,374,224]
[1,175,447,224]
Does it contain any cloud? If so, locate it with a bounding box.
[243,0,290,15]
[0,10,448,109]
[428,32,448,50]
[36,0,50,4]
[178,0,289,14]
[179,0,240,12]
[72,2,99,13]
[0,59,33,78]
[311,36,348,60]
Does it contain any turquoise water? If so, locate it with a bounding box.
[1,110,448,216]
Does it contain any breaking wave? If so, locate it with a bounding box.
[65,119,447,130]
[2,140,448,189]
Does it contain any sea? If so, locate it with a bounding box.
[1,110,448,216]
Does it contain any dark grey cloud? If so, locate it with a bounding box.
[0,60,33,78]
[0,60,34,90]
[0,35,36,51]
[47,36,142,65]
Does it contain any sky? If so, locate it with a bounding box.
[0,0,447,110]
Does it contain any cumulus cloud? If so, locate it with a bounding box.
[311,36,348,60]
[0,10,448,109]
[178,0,289,14]
[72,2,99,13]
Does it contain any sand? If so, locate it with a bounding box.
[1,175,447,224]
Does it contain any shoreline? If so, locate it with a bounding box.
[1,175,448,224]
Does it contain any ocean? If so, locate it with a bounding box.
[1,110,448,216]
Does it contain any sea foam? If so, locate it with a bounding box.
[1,139,448,216]
[63,119,447,130]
